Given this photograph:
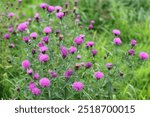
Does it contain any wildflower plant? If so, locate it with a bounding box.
[0,0,149,100]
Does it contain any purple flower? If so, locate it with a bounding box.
[60,46,68,58]
[55,6,62,12]
[28,82,36,91]
[30,32,38,39]
[31,87,41,95]
[106,63,113,70]
[113,38,122,45]
[34,13,40,21]
[8,12,14,18]
[56,12,64,19]
[3,34,10,39]
[8,27,14,33]
[139,52,149,60]
[38,54,49,62]
[47,6,55,13]
[9,43,15,48]
[64,69,73,78]
[128,49,135,56]
[131,39,136,47]
[42,36,49,43]
[94,72,104,80]
[85,62,92,69]
[39,46,48,53]
[17,22,28,32]
[79,34,85,40]
[49,71,58,78]
[23,36,30,43]
[91,49,97,56]
[74,36,84,45]
[44,27,52,35]
[77,55,81,60]
[38,41,45,47]
[39,78,51,87]
[40,3,48,9]
[33,73,40,80]
[22,60,30,69]
[72,81,84,91]
[55,30,61,35]
[112,29,121,36]
[88,24,93,30]
[86,41,95,48]
[69,46,77,54]
[27,68,33,75]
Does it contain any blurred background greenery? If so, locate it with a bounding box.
[0,0,150,99]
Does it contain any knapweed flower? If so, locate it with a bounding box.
[31,87,41,95]
[39,46,48,53]
[88,24,93,30]
[38,41,45,47]
[86,41,95,48]
[80,34,85,40]
[85,62,92,69]
[128,49,135,56]
[17,22,28,32]
[38,54,49,62]
[28,82,36,91]
[30,32,38,39]
[106,63,113,70]
[56,12,64,19]
[39,78,51,87]
[55,6,62,12]
[60,46,68,58]
[44,27,52,35]
[40,3,48,9]
[139,52,149,60]
[23,36,30,43]
[33,73,40,79]
[49,71,58,78]
[74,36,84,45]
[8,12,14,18]
[34,13,40,22]
[131,39,137,47]
[55,30,61,35]
[77,55,81,60]
[94,72,104,80]
[91,49,97,56]
[8,27,14,33]
[64,69,73,78]
[27,68,33,75]
[113,38,122,45]
[42,36,49,43]
[72,81,84,91]
[3,34,10,39]
[9,43,15,48]
[22,60,30,69]
[112,29,120,36]
[69,46,77,54]
[47,6,55,13]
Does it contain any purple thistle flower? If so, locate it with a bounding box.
[139,52,149,60]
[3,34,10,39]
[74,36,84,45]
[30,32,38,39]
[88,24,93,30]
[85,62,92,69]
[22,60,30,69]
[60,46,68,58]
[31,87,41,95]
[44,27,52,35]
[64,69,73,79]
[33,73,40,80]
[34,13,40,22]
[9,43,15,48]
[39,46,48,54]
[106,63,113,70]
[8,12,14,18]
[55,6,62,12]
[28,82,36,91]
[17,22,28,32]
[23,36,30,43]
[47,6,55,13]
[39,78,51,87]
[94,72,104,80]
[112,29,121,36]
[131,39,137,47]
[49,70,58,78]
[86,41,95,48]
[42,36,49,44]
[38,41,45,47]
[72,81,84,91]
[38,54,49,62]
[77,55,81,60]
[69,46,77,54]
[91,49,97,56]
[113,38,122,45]
[27,68,33,75]
[56,12,64,19]
[40,3,48,9]
[128,49,135,56]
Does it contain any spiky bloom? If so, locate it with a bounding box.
[28,82,36,91]
[38,42,45,47]
[64,69,73,78]
[44,27,52,35]
[40,3,48,9]
[74,36,84,45]
[22,60,30,69]
[23,36,30,43]
[3,34,10,39]
[39,78,51,87]
[113,38,122,45]
[94,72,104,80]
[112,29,120,36]
[34,13,40,21]
[77,55,81,60]
[33,73,40,79]
[91,49,97,56]
[88,24,93,30]
[131,39,137,47]
[17,22,28,32]
[56,12,64,19]
[27,68,33,75]
[139,52,149,60]
[42,36,49,43]
[55,6,62,12]
[128,49,135,56]
[9,43,15,48]
[18,0,22,3]
[106,63,113,70]
[38,54,49,62]
[8,12,14,18]
[49,71,58,78]
[30,32,38,39]
[39,46,48,53]
[60,46,68,58]
[31,87,41,95]
[85,62,92,69]
[8,27,14,33]
[47,6,55,13]
[69,46,77,54]
[86,41,95,48]
[72,81,84,91]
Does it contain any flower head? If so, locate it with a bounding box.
[8,12,14,18]
[39,78,51,87]
[94,72,104,80]
[112,29,120,36]
[113,37,122,45]
[44,27,52,35]
[131,39,137,47]
[91,49,97,56]
[60,46,68,58]
[40,3,48,9]
[56,12,64,19]
[17,22,28,32]
[38,54,49,62]
[128,49,135,56]
[49,71,58,78]
[28,82,36,91]
[39,46,48,53]
[86,41,95,48]
[3,34,10,39]
[74,36,84,45]
[42,36,49,43]
[77,55,81,60]
[64,69,73,78]
[22,60,30,69]
[33,73,40,79]
[139,52,149,60]
[69,46,77,54]
[47,6,55,13]
[31,87,41,95]
[55,6,62,12]
[72,81,84,91]
[30,32,38,39]
[27,68,33,75]
[23,36,30,43]
[85,62,92,69]
[106,63,113,70]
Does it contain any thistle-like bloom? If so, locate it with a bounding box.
[55,6,62,12]
[34,13,40,21]
[85,62,92,69]
[131,39,137,47]
[77,55,81,60]
[22,60,30,69]
[56,12,64,19]
[27,68,33,75]
[112,29,120,36]
[40,3,48,9]
[23,36,30,43]
[44,27,52,35]
[31,87,41,95]
[113,37,122,45]
[42,36,49,43]
[49,71,58,78]
[8,12,14,18]
[88,24,93,30]
[64,69,73,78]
[94,72,104,80]
[38,54,49,62]
[74,36,84,45]
[91,49,97,56]
[47,6,55,13]
[38,41,45,47]
[39,46,48,53]
[8,27,14,33]
[9,43,15,48]
[17,22,28,32]
[30,32,38,39]
[86,41,95,48]
[60,46,68,58]
[28,82,36,91]
[128,49,135,56]
[139,52,149,60]
[106,63,113,70]
[69,46,77,54]
[3,34,10,39]
[39,78,51,87]
[33,73,40,79]
[72,81,84,91]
